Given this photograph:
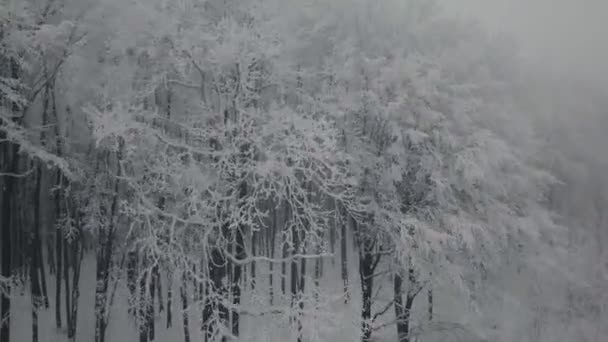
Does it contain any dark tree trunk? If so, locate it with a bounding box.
[63,237,72,335]
[314,250,322,302]
[180,273,190,342]
[359,247,374,342]
[30,241,41,342]
[34,165,49,310]
[94,149,120,342]
[139,259,149,342]
[250,230,256,290]
[94,226,115,342]
[47,239,55,275]
[68,227,83,341]
[0,55,20,342]
[205,245,228,342]
[268,203,277,305]
[127,251,138,316]
[340,207,349,303]
[393,273,408,342]
[31,167,44,342]
[166,271,172,328]
[281,202,289,296]
[55,188,63,328]
[154,265,163,313]
[231,226,245,337]
[298,249,305,342]
[290,221,303,342]
[428,276,433,321]
[148,264,156,341]
[0,144,15,342]
[281,238,287,295]
[394,268,417,342]
[37,239,49,309]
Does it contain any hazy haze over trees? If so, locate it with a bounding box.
[1,1,606,342]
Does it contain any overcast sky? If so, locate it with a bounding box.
[440,0,608,87]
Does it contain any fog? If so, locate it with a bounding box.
[441,0,608,88]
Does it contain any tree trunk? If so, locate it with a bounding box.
[394,267,417,342]
[281,238,287,295]
[55,191,63,328]
[340,207,349,303]
[94,149,120,342]
[31,167,44,342]
[148,264,156,341]
[231,226,245,337]
[359,248,374,342]
[290,221,303,342]
[268,201,278,305]
[180,273,190,342]
[63,237,72,336]
[393,273,408,342]
[0,143,15,342]
[428,274,433,321]
[0,55,20,342]
[34,164,50,310]
[166,271,172,328]
[314,247,322,302]
[250,230,256,291]
[139,257,149,342]
[205,245,228,342]
[154,265,163,313]
[68,226,83,341]
[281,202,289,296]
[127,251,137,316]
[94,227,114,342]
[30,241,41,342]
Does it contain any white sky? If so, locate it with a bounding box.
[440,0,608,86]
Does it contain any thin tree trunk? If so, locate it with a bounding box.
[268,202,277,305]
[0,55,19,342]
[68,228,83,341]
[38,239,49,309]
[94,150,120,342]
[393,273,408,342]
[340,207,349,303]
[428,274,433,321]
[359,246,374,342]
[31,166,43,342]
[139,258,149,342]
[94,227,115,342]
[394,267,417,342]
[166,271,172,328]
[127,251,137,316]
[290,220,303,342]
[55,184,63,328]
[148,264,156,341]
[205,241,228,342]
[30,242,41,342]
[180,273,190,342]
[281,238,287,295]
[251,230,256,290]
[281,201,289,296]
[298,246,306,342]
[63,237,72,335]
[154,265,163,313]
[47,238,55,275]
[0,143,15,342]
[231,226,245,337]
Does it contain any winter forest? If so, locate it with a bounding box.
[1,0,607,341]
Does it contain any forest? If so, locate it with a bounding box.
[1,0,607,341]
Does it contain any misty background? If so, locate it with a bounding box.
[442,0,608,88]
